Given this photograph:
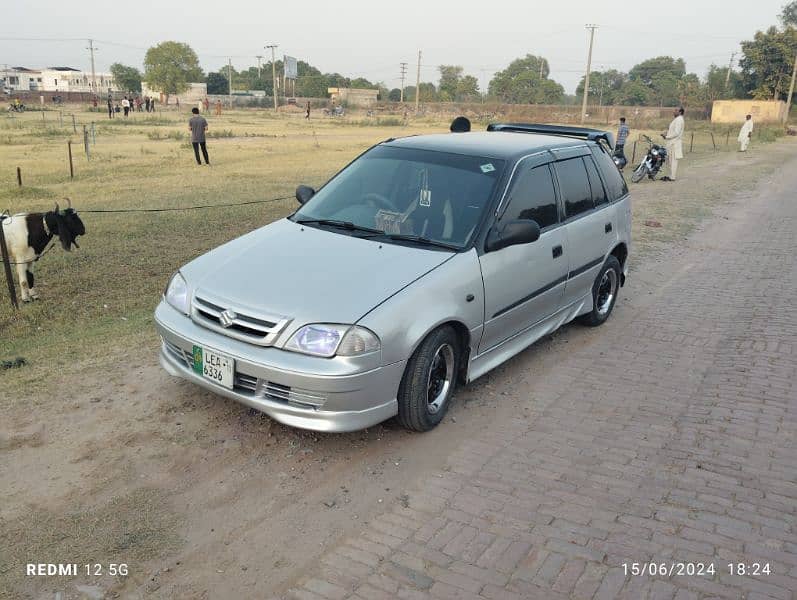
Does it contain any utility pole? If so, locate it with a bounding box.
[265,44,278,110]
[256,55,263,80]
[785,51,797,124]
[414,50,422,113]
[399,62,408,103]
[87,39,97,95]
[580,24,598,124]
[228,58,233,107]
[724,52,736,90]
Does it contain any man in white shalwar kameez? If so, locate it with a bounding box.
[738,114,753,152]
[661,107,684,181]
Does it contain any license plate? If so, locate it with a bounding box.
[192,345,234,389]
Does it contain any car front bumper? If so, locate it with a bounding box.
[155,302,404,432]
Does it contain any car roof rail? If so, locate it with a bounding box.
[487,123,614,148]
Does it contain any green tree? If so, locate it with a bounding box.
[456,75,480,101]
[615,79,652,105]
[489,54,561,103]
[143,41,203,96]
[705,64,745,101]
[739,26,797,99]
[438,65,464,101]
[782,0,797,26]
[628,56,686,87]
[206,72,228,95]
[388,88,402,102]
[110,63,142,92]
[576,69,626,105]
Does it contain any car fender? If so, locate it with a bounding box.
[357,249,484,366]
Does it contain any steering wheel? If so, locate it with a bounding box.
[362,192,398,212]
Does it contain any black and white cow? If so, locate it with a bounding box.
[0,199,85,302]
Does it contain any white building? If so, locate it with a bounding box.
[39,67,118,93]
[141,82,207,105]
[2,67,43,91]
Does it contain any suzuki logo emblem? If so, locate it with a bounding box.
[219,309,237,328]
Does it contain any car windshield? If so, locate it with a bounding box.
[292,145,505,249]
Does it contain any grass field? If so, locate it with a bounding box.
[0,105,788,396]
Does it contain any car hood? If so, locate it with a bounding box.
[181,218,454,328]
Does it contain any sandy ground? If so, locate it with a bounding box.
[1,138,795,600]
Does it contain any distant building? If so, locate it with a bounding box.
[1,67,43,91]
[327,87,379,107]
[39,67,117,93]
[141,82,207,105]
[711,100,787,123]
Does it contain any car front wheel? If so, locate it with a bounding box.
[396,326,460,432]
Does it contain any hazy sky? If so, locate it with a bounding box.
[1,0,788,93]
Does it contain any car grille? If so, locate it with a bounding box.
[163,339,326,410]
[191,294,290,346]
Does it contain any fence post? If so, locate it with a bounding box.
[72,114,77,133]
[41,110,45,124]
[83,126,90,160]
[16,167,22,187]
[690,132,694,153]
[726,129,730,148]
[710,132,716,151]
[67,140,74,178]
[59,110,63,127]
[631,140,637,164]
[91,122,96,145]
[0,223,19,310]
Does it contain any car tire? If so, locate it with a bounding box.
[396,326,460,432]
[578,255,622,327]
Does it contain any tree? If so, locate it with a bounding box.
[438,65,464,101]
[388,88,402,102]
[739,26,797,99]
[782,0,797,27]
[576,69,626,105]
[456,75,480,101]
[629,56,686,87]
[110,63,142,92]
[206,72,229,95]
[488,54,562,103]
[143,41,203,96]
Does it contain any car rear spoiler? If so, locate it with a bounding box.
[487,123,614,149]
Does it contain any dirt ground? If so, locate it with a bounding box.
[1,137,794,600]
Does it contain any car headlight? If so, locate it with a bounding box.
[285,324,380,357]
[164,272,189,314]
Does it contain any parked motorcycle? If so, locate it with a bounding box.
[630,135,668,183]
[7,102,25,113]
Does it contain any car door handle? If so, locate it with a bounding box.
[605,222,613,233]
[552,245,563,258]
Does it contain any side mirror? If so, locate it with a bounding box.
[295,185,316,205]
[485,219,541,252]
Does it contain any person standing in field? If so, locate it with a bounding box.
[189,107,210,165]
[144,96,150,112]
[660,107,684,182]
[122,96,130,117]
[107,96,114,119]
[150,97,156,112]
[738,114,754,152]
[615,117,629,160]
[215,100,222,116]
[305,101,311,119]
[203,97,210,112]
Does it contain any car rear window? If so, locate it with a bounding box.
[554,158,593,219]
[591,146,629,201]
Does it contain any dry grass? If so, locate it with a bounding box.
[0,487,181,599]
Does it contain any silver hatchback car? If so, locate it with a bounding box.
[155,124,631,432]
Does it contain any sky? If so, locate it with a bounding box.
[0,0,789,93]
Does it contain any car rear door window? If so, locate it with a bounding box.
[584,156,608,207]
[501,164,558,229]
[590,146,629,201]
[554,158,593,219]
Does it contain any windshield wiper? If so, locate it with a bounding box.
[381,233,459,250]
[295,218,383,235]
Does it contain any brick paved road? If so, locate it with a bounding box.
[284,157,797,600]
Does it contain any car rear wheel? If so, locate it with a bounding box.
[578,255,621,327]
[396,326,460,432]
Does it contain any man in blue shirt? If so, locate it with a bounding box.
[615,117,629,158]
